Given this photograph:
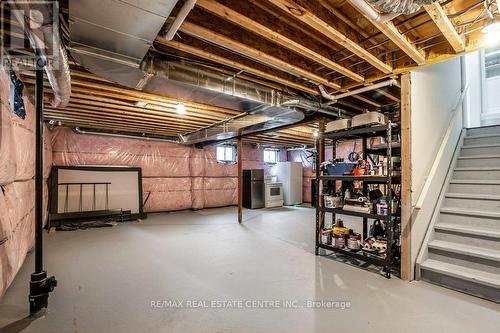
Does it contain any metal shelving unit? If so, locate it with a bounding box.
[315,123,401,278]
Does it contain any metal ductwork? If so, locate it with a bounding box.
[366,0,437,14]
[11,1,71,108]
[67,0,328,145]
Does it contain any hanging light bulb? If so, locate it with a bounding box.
[176,102,186,114]
[313,130,319,138]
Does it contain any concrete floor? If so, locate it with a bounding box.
[0,207,499,333]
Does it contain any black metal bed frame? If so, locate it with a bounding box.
[48,166,146,228]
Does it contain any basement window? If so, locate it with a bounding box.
[216,145,236,164]
[263,149,279,164]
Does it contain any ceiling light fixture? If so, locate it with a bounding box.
[176,102,186,114]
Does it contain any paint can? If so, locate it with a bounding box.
[334,234,346,249]
[347,233,362,251]
[321,230,332,245]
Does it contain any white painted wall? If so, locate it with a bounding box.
[410,57,463,278]
[463,49,500,127]
[463,52,482,128]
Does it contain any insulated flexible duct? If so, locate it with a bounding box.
[367,0,437,14]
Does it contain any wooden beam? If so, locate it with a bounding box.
[424,2,465,53]
[400,72,412,281]
[179,21,341,90]
[196,0,364,82]
[371,20,425,65]
[346,0,426,65]
[267,0,392,74]
[352,95,382,108]
[237,137,243,223]
[376,89,400,102]
[155,38,319,95]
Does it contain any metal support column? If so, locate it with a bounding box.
[29,57,57,315]
[315,120,326,255]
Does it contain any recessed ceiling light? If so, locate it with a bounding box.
[176,102,186,114]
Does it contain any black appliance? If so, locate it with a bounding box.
[311,179,317,208]
[243,169,264,209]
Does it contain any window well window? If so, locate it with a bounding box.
[264,149,279,164]
[216,145,236,164]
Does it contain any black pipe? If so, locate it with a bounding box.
[35,61,43,273]
[29,56,57,316]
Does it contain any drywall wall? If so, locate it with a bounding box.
[0,66,52,296]
[463,52,483,128]
[463,49,500,127]
[409,57,463,278]
[51,128,286,212]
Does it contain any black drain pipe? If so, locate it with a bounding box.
[29,57,57,315]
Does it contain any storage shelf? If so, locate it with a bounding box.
[319,207,390,220]
[317,244,388,266]
[325,124,399,139]
[319,175,401,184]
[366,147,401,156]
[316,122,400,278]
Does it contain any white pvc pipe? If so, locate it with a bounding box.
[319,79,399,102]
[73,127,179,143]
[165,0,197,40]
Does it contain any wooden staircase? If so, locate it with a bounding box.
[419,125,500,303]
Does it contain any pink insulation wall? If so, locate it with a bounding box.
[51,128,284,212]
[0,66,52,296]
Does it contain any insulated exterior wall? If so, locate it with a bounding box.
[51,128,281,212]
[0,66,52,296]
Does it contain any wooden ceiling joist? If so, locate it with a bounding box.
[266,0,393,74]
[195,0,364,82]
[361,17,426,65]
[178,21,341,90]
[424,2,465,53]
[352,95,382,108]
[46,105,201,130]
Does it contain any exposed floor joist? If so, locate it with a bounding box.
[350,4,426,65]
[424,2,465,53]
[179,21,342,90]
[266,0,393,74]
[195,0,364,83]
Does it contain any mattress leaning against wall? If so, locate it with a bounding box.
[0,65,52,296]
